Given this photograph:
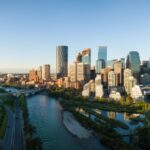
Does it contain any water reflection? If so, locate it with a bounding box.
[27,95,109,150]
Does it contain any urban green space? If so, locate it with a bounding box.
[49,87,150,150]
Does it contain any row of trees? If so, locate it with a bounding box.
[0,106,7,139]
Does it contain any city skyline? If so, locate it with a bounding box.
[0,0,150,73]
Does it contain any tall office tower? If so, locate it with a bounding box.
[120,58,125,68]
[114,60,124,86]
[69,62,90,85]
[101,67,113,86]
[126,51,141,81]
[98,46,107,65]
[37,66,42,80]
[76,52,82,62]
[108,71,116,87]
[69,62,77,83]
[82,48,91,65]
[42,64,50,81]
[124,68,137,94]
[96,59,105,74]
[77,63,91,84]
[56,45,68,78]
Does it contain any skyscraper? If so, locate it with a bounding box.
[37,66,42,80]
[96,59,105,74]
[69,62,91,88]
[98,46,107,64]
[114,60,124,86]
[126,51,141,81]
[56,46,68,78]
[76,52,82,63]
[82,48,91,65]
[42,64,50,81]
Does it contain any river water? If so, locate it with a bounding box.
[27,94,108,150]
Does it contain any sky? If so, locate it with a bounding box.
[0,0,150,73]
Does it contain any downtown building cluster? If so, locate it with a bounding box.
[55,46,150,102]
[25,45,150,101]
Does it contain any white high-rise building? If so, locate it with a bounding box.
[124,68,137,94]
[95,75,103,98]
[131,85,144,101]
[82,83,90,97]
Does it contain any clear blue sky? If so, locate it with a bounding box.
[0,0,150,73]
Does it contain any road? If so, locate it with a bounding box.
[0,97,23,150]
[0,101,14,150]
[11,99,23,150]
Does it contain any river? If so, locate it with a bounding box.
[27,93,109,150]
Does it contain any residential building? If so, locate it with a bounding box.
[131,85,144,101]
[124,68,137,94]
[29,69,39,82]
[95,75,103,98]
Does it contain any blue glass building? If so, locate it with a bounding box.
[98,46,107,64]
[82,48,91,65]
[126,51,141,81]
[96,59,105,74]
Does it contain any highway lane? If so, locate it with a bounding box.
[0,103,14,150]
[11,99,23,150]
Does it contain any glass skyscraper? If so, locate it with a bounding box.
[96,59,105,74]
[82,48,91,65]
[126,51,141,81]
[98,46,107,64]
[56,45,68,78]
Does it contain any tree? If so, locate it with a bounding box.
[126,95,133,105]
[136,127,150,150]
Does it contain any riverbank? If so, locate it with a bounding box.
[62,110,110,150]
[63,111,92,139]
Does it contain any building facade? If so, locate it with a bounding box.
[98,46,107,64]
[114,60,124,86]
[42,64,50,81]
[96,59,105,74]
[56,45,68,78]
[126,51,141,81]
[82,48,91,66]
